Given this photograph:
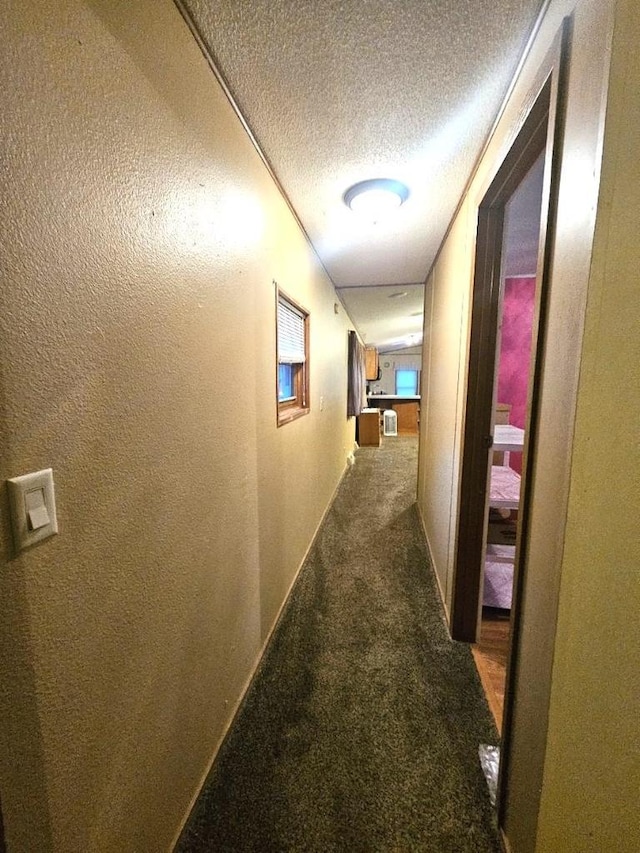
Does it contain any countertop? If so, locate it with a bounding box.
[367,395,421,401]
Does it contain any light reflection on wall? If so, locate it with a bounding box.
[171,187,265,256]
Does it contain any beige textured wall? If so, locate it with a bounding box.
[536,0,640,847]
[0,1,355,851]
[416,0,639,849]
[417,210,472,608]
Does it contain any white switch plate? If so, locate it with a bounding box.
[8,468,58,552]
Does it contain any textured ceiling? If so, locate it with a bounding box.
[180,0,545,349]
[338,283,425,352]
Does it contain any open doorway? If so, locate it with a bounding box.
[472,151,544,730]
[452,82,553,638]
[450,22,568,760]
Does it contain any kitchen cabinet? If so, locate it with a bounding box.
[357,408,381,447]
[365,346,379,380]
[366,395,420,436]
[393,401,419,434]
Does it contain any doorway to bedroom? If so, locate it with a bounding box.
[472,150,544,732]
[450,33,568,747]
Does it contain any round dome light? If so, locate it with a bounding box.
[344,178,410,218]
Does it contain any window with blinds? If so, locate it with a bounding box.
[276,288,310,425]
[277,300,306,364]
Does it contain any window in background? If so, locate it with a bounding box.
[395,368,419,396]
[278,363,294,401]
[277,288,310,424]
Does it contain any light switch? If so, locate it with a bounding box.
[8,468,58,552]
[25,488,50,531]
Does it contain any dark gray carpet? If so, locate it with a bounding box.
[177,437,500,852]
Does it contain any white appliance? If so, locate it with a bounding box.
[383,409,398,436]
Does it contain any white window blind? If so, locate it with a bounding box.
[278,298,306,363]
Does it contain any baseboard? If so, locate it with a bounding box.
[170,460,351,851]
[415,501,451,625]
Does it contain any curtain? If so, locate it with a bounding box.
[347,330,367,417]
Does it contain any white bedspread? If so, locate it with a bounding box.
[483,560,513,609]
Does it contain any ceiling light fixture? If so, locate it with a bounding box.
[343,178,410,218]
[388,291,409,299]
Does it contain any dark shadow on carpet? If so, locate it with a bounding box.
[176,437,500,852]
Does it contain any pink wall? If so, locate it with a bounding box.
[497,276,536,473]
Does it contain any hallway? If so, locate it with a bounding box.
[177,438,500,851]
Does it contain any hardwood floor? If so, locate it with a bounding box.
[472,608,511,734]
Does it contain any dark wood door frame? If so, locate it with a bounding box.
[451,82,551,643]
[450,18,570,842]
[497,23,570,840]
